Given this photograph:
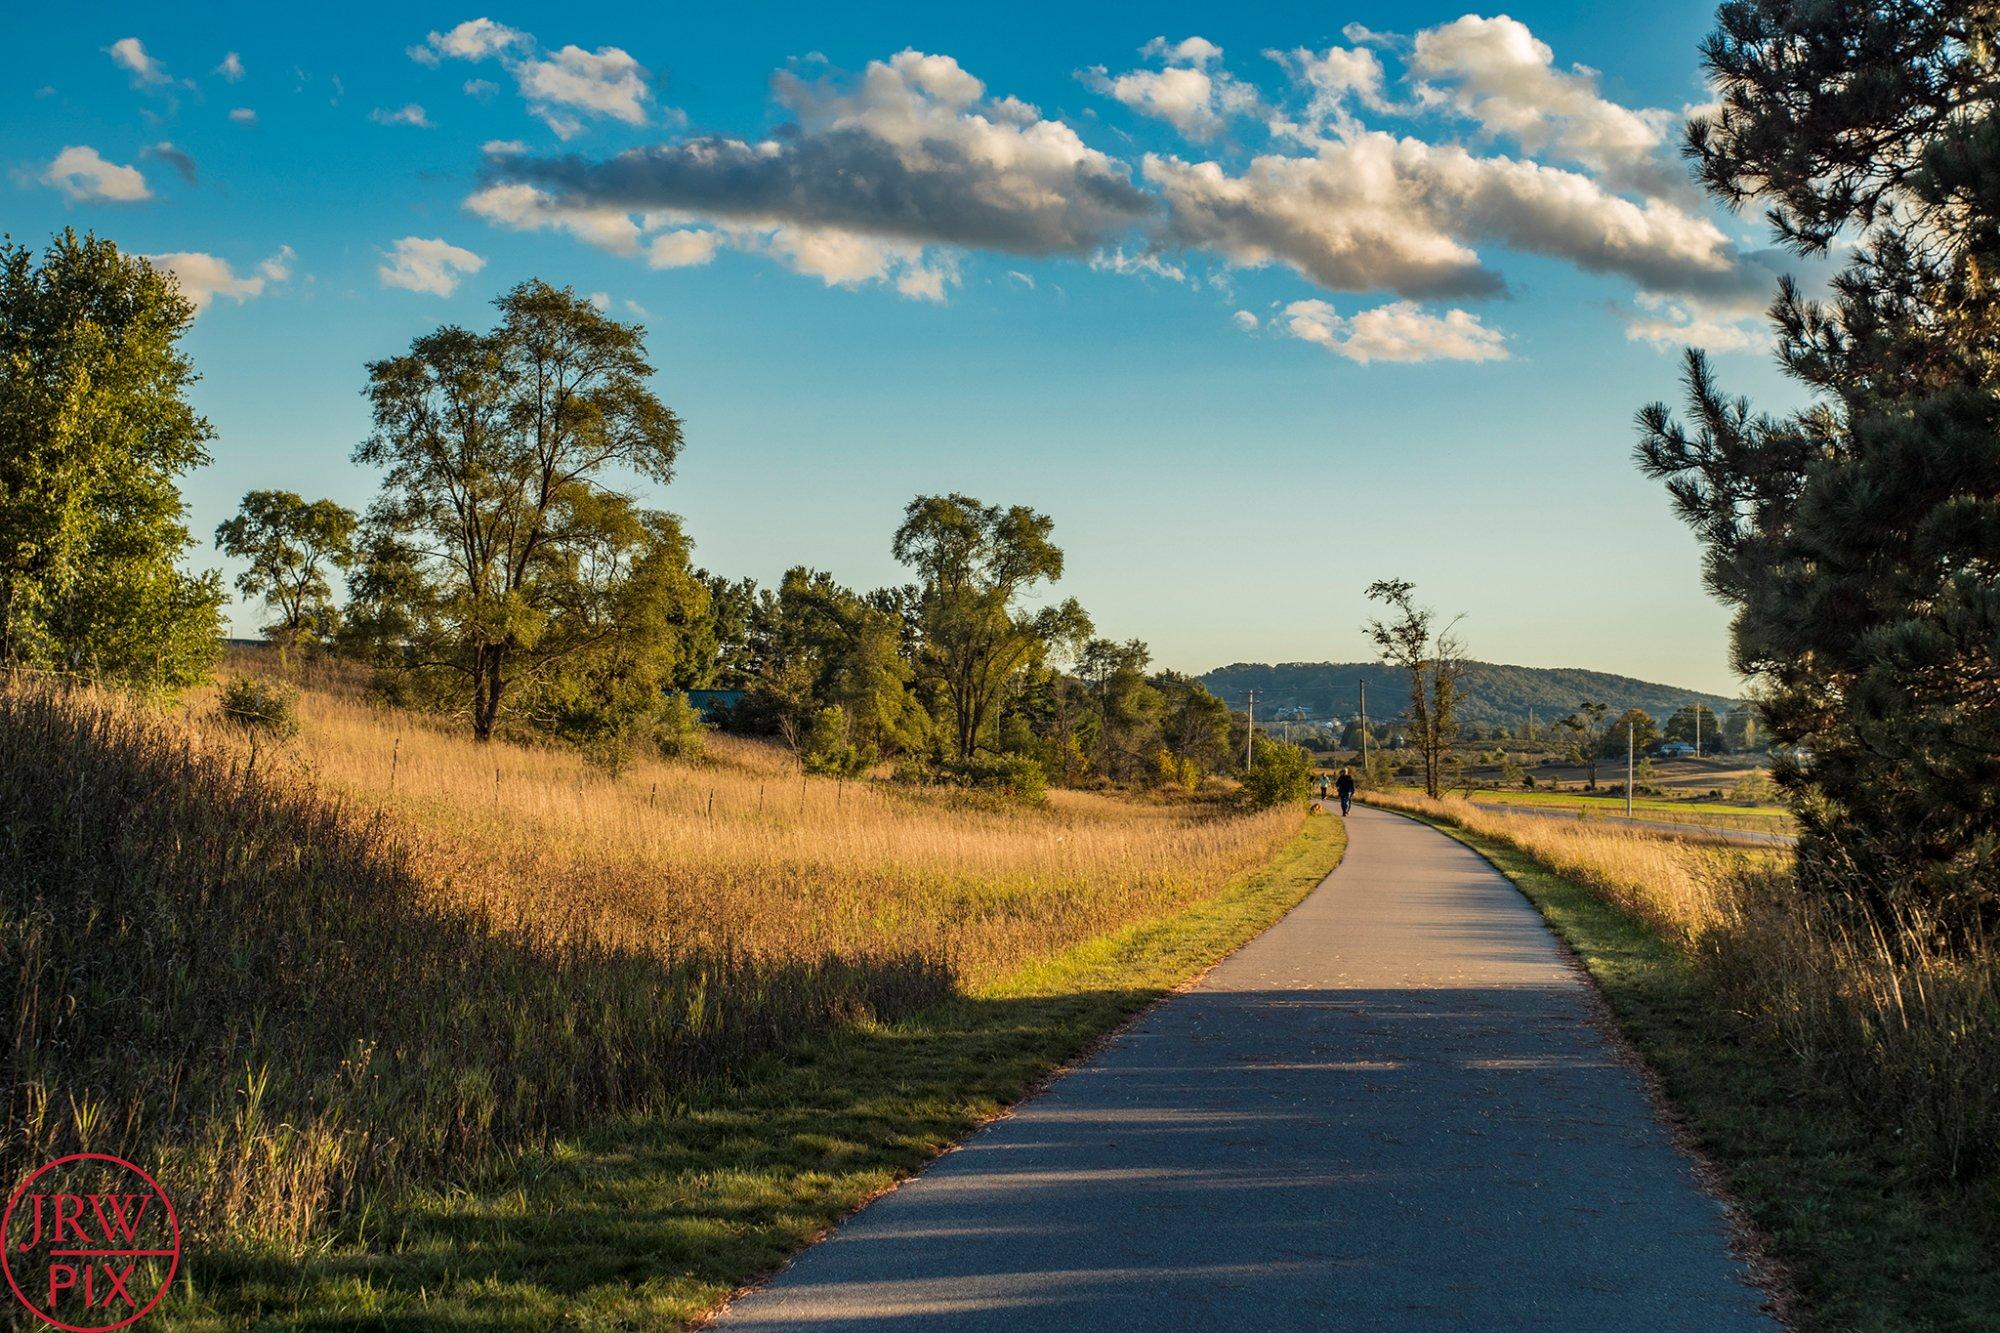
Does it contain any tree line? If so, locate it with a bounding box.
[0,231,1305,805]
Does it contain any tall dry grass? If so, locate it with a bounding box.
[1369,790,2000,1183]
[2,662,1302,1250]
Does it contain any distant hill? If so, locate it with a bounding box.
[1200,661,1740,731]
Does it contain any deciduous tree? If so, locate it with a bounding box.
[214,490,357,648]
[355,280,684,741]
[893,493,1083,761]
[0,230,222,688]
[1363,579,1469,799]
[1558,701,1610,789]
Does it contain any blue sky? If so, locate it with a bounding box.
[3,2,1804,695]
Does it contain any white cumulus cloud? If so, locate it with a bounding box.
[1407,15,1683,200]
[1622,293,1766,353]
[516,44,650,135]
[1142,36,1223,67]
[106,37,171,87]
[412,18,650,136]
[41,146,150,202]
[1268,44,1392,139]
[371,103,433,127]
[1282,299,1508,364]
[378,236,485,296]
[214,52,244,82]
[1081,36,1258,142]
[146,245,294,312]
[411,18,528,64]
[1145,131,1756,303]
[646,229,721,268]
[465,181,643,254]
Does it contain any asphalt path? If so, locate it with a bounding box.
[716,806,1775,1330]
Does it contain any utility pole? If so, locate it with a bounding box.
[1527,705,1535,745]
[1694,703,1703,759]
[1245,690,1258,768]
[1359,680,1369,770]
[1626,720,1635,817]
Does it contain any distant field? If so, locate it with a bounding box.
[1463,788,1792,833]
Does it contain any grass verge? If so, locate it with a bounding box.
[162,813,1347,1328]
[1378,804,2000,1332]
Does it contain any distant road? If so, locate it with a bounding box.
[716,808,1774,1329]
[1467,799,1797,849]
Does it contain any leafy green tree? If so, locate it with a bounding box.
[742,567,920,763]
[1663,703,1723,752]
[354,280,684,741]
[694,572,759,688]
[0,230,223,688]
[1363,579,1469,799]
[1722,707,1760,753]
[1079,637,1163,783]
[1558,702,1609,789]
[1243,735,1313,808]
[1600,707,1660,760]
[893,493,1084,761]
[517,504,710,769]
[1155,671,1232,786]
[802,705,870,777]
[1014,604,1098,784]
[214,490,357,648]
[653,690,706,759]
[1637,0,2000,931]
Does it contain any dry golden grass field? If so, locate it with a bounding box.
[2,653,1307,1256]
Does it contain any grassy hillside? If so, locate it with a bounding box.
[1202,660,1740,729]
[2,653,1308,1263]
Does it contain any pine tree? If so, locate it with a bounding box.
[1635,0,2000,935]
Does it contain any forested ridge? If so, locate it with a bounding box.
[1201,660,1739,729]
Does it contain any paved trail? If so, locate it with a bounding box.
[718,807,1773,1330]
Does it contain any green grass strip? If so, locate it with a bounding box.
[166,815,1347,1329]
[1385,806,2000,1333]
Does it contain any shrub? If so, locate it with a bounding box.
[217,676,298,771]
[803,706,871,777]
[933,752,1048,803]
[1729,771,1778,806]
[219,676,300,738]
[1155,749,1200,793]
[653,691,707,761]
[1243,736,1312,808]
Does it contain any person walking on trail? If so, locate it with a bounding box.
[1335,767,1356,816]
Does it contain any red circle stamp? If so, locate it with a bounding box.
[3,1154,180,1331]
